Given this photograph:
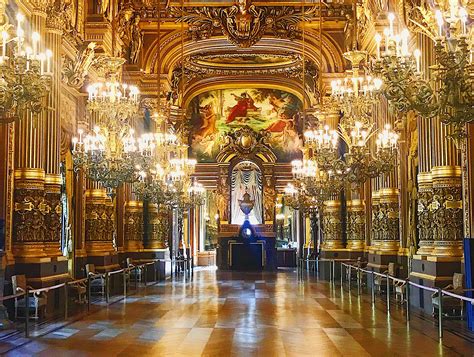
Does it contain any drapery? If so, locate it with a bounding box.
[231,164,262,225]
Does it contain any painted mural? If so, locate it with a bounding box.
[188,88,303,162]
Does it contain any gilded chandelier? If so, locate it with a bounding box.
[72,124,153,194]
[303,52,399,185]
[373,4,473,143]
[134,116,204,209]
[86,57,140,123]
[0,13,52,124]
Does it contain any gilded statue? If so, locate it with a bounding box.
[118,6,143,64]
[263,182,276,222]
[217,177,230,221]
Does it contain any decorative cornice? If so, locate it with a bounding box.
[168,2,350,48]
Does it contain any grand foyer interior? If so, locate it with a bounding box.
[0,0,473,354]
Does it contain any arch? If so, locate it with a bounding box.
[143,32,345,78]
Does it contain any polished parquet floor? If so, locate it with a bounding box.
[5,267,474,356]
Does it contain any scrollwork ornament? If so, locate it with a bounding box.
[13,188,48,242]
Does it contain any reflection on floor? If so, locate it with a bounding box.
[4,267,474,356]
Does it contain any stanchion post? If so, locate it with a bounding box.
[357,268,361,295]
[87,275,91,311]
[134,267,138,290]
[153,262,157,283]
[340,263,343,286]
[371,271,375,304]
[406,279,410,323]
[332,261,335,285]
[386,273,390,313]
[25,288,29,338]
[144,265,148,286]
[438,288,443,339]
[123,270,127,297]
[64,284,68,320]
[348,266,351,290]
[105,273,110,303]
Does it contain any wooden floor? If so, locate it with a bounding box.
[5,267,474,356]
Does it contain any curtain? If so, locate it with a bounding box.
[231,164,263,225]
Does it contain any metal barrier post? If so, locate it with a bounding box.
[371,271,375,304]
[348,266,351,291]
[386,273,390,313]
[25,288,29,338]
[64,284,68,320]
[329,260,333,283]
[357,268,361,295]
[87,275,91,311]
[144,265,148,286]
[332,260,336,285]
[340,263,344,286]
[135,267,138,290]
[438,288,443,339]
[153,262,157,283]
[123,270,127,297]
[105,273,110,303]
[406,279,410,323]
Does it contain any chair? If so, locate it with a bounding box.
[374,262,398,295]
[126,258,143,283]
[345,257,367,283]
[12,275,47,320]
[431,273,466,318]
[68,279,88,304]
[388,263,406,303]
[85,264,105,296]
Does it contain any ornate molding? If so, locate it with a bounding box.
[216,126,276,163]
[61,42,96,89]
[169,2,319,48]
[13,187,48,243]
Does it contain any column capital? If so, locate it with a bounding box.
[45,1,68,31]
[27,0,50,15]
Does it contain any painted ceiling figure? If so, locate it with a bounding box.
[226,92,259,123]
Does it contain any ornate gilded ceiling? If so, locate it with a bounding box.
[114,0,351,107]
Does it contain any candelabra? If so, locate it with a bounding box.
[72,124,152,194]
[304,51,399,185]
[304,121,398,185]
[373,6,473,144]
[0,13,53,124]
[86,57,140,123]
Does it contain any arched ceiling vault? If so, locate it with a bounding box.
[144,33,345,77]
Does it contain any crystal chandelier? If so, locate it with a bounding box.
[0,13,52,124]
[331,51,383,123]
[72,124,153,194]
[304,115,398,185]
[373,5,473,144]
[86,57,140,123]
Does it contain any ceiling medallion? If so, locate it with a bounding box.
[170,0,316,48]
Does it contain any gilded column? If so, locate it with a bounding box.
[146,203,168,249]
[370,189,381,251]
[12,3,47,259]
[416,35,435,256]
[346,190,365,251]
[321,200,343,249]
[42,4,64,256]
[84,187,114,257]
[124,201,143,252]
[378,187,400,253]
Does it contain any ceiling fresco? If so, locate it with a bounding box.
[187,88,303,162]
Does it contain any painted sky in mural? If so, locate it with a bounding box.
[188,88,303,162]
